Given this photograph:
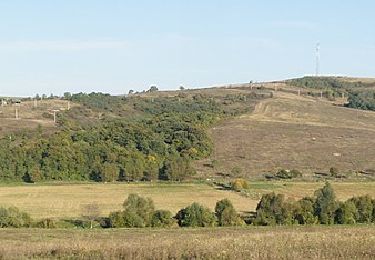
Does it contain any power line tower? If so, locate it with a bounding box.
[315,42,320,76]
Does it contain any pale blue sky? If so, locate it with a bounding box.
[0,0,374,96]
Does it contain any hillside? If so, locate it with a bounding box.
[196,89,375,177]
[1,76,375,182]
[0,99,74,137]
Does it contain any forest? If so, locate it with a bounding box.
[0,91,262,182]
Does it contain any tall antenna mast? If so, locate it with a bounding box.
[315,42,320,76]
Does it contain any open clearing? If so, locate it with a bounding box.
[0,226,373,259]
[0,99,76,136]
[0,182,374,219]
[197,91,375,177]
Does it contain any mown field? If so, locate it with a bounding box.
[197,91,375,177]
[0,181,374,219]
[0,226,373,259]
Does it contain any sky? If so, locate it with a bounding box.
[0,0,374,96]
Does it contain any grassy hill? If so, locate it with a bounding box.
[1,76,375,181]
[196,78,375,178]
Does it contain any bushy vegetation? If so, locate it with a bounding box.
[0,92,260,182]
[286,77,375,111]
[231,178,249,191]
[254,182,375,226]
[2,184,375,229]
[0,207,32,228]
[346,91,375,111]
[265,169,303,180]
[175,202,216,227]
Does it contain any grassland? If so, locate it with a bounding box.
[0,226,373,259]
[196,91,375,177]
[0,99,75,136]
[0,181,374,220]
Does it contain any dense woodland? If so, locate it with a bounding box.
[0,91,261,182]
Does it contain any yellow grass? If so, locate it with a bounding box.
[0,181,374,220]
[0,99,78,136]
[0,183,252,219]
[0,226,373,259]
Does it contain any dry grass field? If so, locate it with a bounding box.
[0,226,373,259]
[0,183,253,219]
[0,99,76,136]
[197,91,375,177]
[0,182,374,220]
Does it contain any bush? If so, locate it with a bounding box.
[231,178,249,191]
[254,193,292,226]
[109,194,155,228]
[335,201,357,224]
[349,195,374,223]
[0,207,32,228]
[151,210,175,228]
[215,199,244,226]
[330,167,339,178]
[175,202,216,227]
[35,218,56,228]
[293,197,318,224]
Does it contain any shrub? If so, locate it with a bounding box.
[231,178,249,191]
[215,199,244,226]
[293,197,318,224]
[109,194,155,228]
[349,195,374,223]
[175,202,216,227]
[231,166,242,177]
[330,167,340,178]
[0,207,32,228]
[254,193,293,226]
[151,210,175,228]
[35,218,56,228]
[335,201,357,224]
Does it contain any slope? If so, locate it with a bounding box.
[196,91,375,177]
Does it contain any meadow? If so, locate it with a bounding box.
[0,181,374,219]
[197,91,375,177]
[0,226,373,259]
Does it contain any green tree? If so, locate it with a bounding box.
[122,193,155,227]
[101,162,118,182]
[151,210,175,227]
[175,202,216,227]
[313,182,338,224]
[160,156,195,181]
[215,199,243,226]
[254,193,292,226]
[334,200,357,224]
[293,197,318,224]
[349,195,374,223]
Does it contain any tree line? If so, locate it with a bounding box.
[286,77,375,111]
[2,183,374,229]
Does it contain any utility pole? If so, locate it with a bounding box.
[34,99,38,108]
[52,109,59,124]
[315,43,320,76]
[67,101,70,110]
[15,108,19,119]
